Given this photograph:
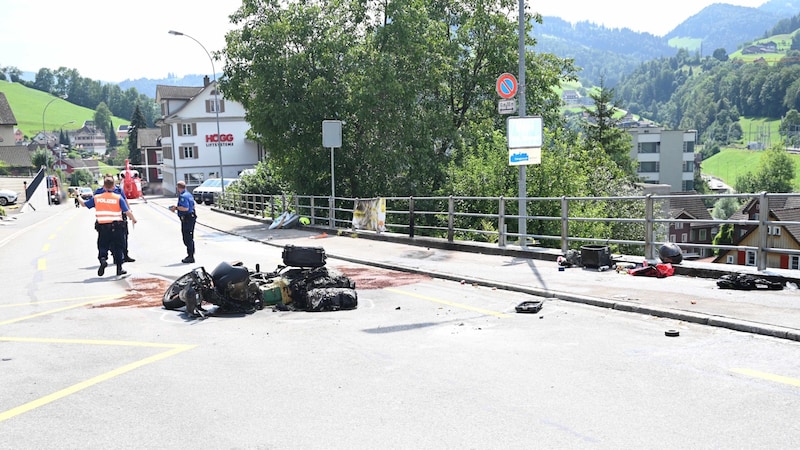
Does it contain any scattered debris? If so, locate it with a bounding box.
[515,300,543,314]
[717,274,783,290]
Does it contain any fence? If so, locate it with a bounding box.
[215,191,800,272]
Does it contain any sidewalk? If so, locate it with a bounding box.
[145,197,800,342]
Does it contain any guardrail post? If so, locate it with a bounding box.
[645,194,655,261]
[310,196,316,225]
[329,196,335,228]
[447,196,455,242]
[561,196,569,255]
[409,197,415,238]
[498,196,506,247]
[758,191,768,271]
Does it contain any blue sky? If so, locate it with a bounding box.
[2,0,767,83]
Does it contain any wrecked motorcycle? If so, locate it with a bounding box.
[162,261,279,317]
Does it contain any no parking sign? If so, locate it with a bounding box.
[496,73,518,99]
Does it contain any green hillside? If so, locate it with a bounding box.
[0,80,130,139]
[701,147,800,190]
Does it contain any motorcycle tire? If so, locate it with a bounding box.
[162,272,194,310]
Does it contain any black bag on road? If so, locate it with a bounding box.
[282,245,327,268]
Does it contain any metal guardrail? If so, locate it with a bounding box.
[215,191,800,272]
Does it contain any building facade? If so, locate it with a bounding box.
[627,126,697,192]
[156,77,263,196]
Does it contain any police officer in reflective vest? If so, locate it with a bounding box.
[80,177,137,276]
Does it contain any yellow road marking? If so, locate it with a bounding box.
[37,258,46,271]
[42,243,50,252]
[386,287,510,318]
[0,339,196,423]
[0,296,121,326]
[0,294,122,308]
[48,234,56,240]
[731,368,800,387]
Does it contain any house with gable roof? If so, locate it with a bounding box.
[156,76,263,196]
[713,196,800,269]
[668,192,716,258]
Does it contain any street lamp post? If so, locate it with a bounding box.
[168,30,225,196]
[42,94,68,148]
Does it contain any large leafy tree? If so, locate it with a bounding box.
[221,0,576,198]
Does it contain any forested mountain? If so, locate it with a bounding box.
[533,0,800,87]
[532,18,674,87]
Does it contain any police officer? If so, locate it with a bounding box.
[80,177,137,276]
[169,180,196,263]
[94,174,135,263]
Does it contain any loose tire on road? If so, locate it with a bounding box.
[162,273,194,309]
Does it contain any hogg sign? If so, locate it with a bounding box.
[205,133,234,146]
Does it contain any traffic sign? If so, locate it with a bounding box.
[496,73,518,99]
[498,99,517,115]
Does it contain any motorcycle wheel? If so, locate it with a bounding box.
[162,272,195,309]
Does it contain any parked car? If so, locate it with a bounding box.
[79,187,93,200]
[0,188,18,206]
[192,178,238,205]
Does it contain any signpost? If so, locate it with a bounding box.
[322,120,343,226]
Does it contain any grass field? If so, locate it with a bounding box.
[701,147,800,190]
[0,80,129,139]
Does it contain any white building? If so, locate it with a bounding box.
[627,125,697,192]
[156,77,264,196]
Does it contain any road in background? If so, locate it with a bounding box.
[1,200,800,448]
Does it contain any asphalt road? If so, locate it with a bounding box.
[2,200,800,449]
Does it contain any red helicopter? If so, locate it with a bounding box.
[119,159,143,200]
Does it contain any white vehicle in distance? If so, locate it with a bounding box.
[191,178,238,205]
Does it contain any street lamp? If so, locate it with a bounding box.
[168,30,225,195]
[42,94,68,148]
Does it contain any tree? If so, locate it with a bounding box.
[580,80,635,176]
[711,197,740,220]
[712,48,729,62]
[108,120,119,148]
[31,148,54,169]
[127,103,147,166]
[93,102,112,145]
[712,223,735,255]
[220,0,576,198]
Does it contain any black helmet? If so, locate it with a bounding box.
[659,243,683,264]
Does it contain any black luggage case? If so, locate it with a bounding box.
[282,244,327,268]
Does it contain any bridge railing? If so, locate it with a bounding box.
[214,191,800,271]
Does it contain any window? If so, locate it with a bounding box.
[726,255,735,264]
[157,167,163,180]
[206,98,225,113]
[682,160,695,172]
[675,222,684,230]
[180,145,198,159]
[699,229,707,241]
[638,142,660,154]
[681,233,688,242]
[638,161,659,172]
[682,180,695,191]
[683,141,695,153]
[746,250,756,266]
[768,226,782,236]
[790,256,799,270]
[180,123,195,136]
[156,151,163,164]
[163,145,172,159]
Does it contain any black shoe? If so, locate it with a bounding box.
[124,256,136,263]
[181,257,195,264]
[98,258,107,276]
[116,267,127,276]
